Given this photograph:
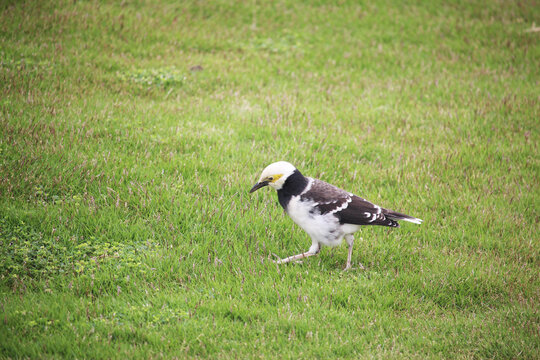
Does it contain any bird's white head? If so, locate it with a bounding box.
[250,161,297,193]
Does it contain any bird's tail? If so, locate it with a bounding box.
[384,210,423,224]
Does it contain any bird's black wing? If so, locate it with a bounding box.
[302,179,399,227]
[337,195,399,227]
[300,179,351,214]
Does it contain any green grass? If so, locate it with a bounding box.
[1,0,539,358]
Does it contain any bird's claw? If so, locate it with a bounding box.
[271,253,303,265]
[272,259,303,265]
[343,263,365,271]
[271,253,283,264]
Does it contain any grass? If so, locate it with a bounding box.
[0,0,539,358]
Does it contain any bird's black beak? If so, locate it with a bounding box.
[249,181,269,193]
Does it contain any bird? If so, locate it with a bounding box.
[249,161,422,270]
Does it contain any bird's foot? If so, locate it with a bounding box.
[343,262,365,271]
[271,253,283,264]
[273,259,284,264]
[272,257,303,265]
[272,252,316,265]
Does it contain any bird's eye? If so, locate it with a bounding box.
[268,176,274,181]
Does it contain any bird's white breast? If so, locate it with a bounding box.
[286,196,344,247]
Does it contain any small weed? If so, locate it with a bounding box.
[249,32,304,54]
[0,217,157,285]
[118,67,186,88]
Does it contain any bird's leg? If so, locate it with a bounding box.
[344,235,354,270]
[344,235,364,271]
[274,252,316,264]
[275,243,320,265]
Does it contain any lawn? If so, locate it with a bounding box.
[0,0,539,358]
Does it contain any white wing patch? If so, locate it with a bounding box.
[329,196,352,214]
[362,207,384,223]
[364,205,383,222]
